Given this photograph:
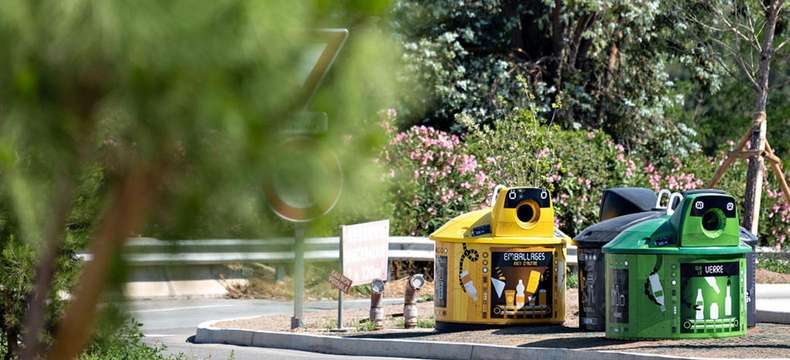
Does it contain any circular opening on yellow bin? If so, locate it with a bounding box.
[701,208,725,238]
[516,200,540,229]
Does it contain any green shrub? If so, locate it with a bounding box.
[566,272,578,289]
[355,320,378,332]
[416,318,435,329]
[391,0,707,160]
[757,259,790,274]
[466,109,642,235]
[81,309,183,360]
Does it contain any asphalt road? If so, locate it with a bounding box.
[133,297,418,360]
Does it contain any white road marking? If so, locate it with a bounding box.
[132,304,234,313]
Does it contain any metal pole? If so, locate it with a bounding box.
[336,225,345,330]
[291,223,305,329]
[337,289,344,329]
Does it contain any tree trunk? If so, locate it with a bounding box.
[550,0,565,91]
[19,179,74,360]
[504,0,524,51]
[47,161,166,360]
[742,0,782,235]
[595,27,622,126]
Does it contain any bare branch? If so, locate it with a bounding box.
[710,53,743,82]
[710,4,763,52]
[685,11,727,33]
[777,38,788,52]
[708,37,760,90]
[743,1,763,52]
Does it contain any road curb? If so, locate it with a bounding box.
[756,309,790,324]
[195,320,725,360]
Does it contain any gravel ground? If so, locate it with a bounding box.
[216,289,790,358]
[756,269,790,283]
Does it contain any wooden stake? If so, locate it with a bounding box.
[765,142,790,205]
[742,112,767,235]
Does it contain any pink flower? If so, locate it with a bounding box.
[458,154,478,175]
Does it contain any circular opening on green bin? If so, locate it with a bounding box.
[515,200,540,228]
[701,208,725,237]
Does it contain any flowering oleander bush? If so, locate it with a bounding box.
[381,108,788,248]
[381,110,494,235]
[765,188,789,249]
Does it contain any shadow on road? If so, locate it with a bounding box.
[517,336,633,349]
[346,331,438,339]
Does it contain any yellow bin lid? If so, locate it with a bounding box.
[429,186,570,245]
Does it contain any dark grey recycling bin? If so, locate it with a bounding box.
[574,187,659,331]
[575,211,662,330]
[740,227,758,327]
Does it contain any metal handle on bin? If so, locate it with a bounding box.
[490,185,506,207]
[666,192,683,215]
[655,189,671,209]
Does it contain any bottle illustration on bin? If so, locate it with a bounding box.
[602,189,751,339]
[429,186,570,330]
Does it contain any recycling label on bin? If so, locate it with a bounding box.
[579,249,606,328]
[489,248,553,319]
[680,262,740,333]
[609,268,629,324]
[435,255,448,308]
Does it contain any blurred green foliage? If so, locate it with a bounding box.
[0,0,398,357]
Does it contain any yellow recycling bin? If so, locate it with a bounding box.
[430,186,570,330]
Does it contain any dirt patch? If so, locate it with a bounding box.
[217,287,577,333]
[224,262,434,300]
[215,288,790,358]
[756,268,790,284]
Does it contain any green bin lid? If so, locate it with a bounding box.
[603,190,751,255]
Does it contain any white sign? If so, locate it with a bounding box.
[341,220,389,286]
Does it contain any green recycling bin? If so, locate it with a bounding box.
[603,189,750,339]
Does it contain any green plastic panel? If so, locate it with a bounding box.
[606,254,746,339]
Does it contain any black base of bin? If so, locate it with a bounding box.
[434,321,567,333]
[434,321,499,333]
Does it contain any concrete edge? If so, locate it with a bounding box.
[756,310,790,324]
[194,319,733,360]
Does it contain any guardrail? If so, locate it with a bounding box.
[79,237,580,267]
[79,237,786,270]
